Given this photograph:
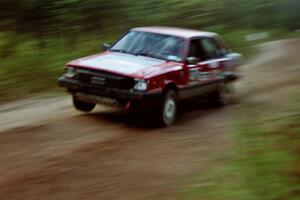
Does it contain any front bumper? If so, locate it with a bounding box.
[58,76,162,105]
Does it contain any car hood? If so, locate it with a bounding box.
[67,52,169,78]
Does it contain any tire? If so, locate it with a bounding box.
[73,96,96,112]
[156,90,178,127]
[209,81,234,106]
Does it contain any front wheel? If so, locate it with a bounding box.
[156,90,178,127]
[73,96,96,112]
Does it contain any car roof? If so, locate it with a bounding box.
[131,26,216,39]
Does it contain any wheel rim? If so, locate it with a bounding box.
[163,98,176,124]
[219,82,233,104]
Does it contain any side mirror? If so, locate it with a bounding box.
[102,43,111,51]
[186,57,199,65]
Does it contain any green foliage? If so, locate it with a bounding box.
[0,33,118,101]
[0,0,300,101]
[1,0,300,36]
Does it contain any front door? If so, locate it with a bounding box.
[187,37,225,86]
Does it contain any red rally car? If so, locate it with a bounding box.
[59,27,242,126]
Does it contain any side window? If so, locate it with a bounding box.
[200,38,221,59]
[214,36,230,55]
[188,39,206,61]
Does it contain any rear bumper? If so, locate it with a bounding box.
[58,77,162,104]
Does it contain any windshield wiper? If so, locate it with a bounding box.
[135,52,165,60]
[135,52,150,57]
[112,49,168,61]
[111,49,134,55]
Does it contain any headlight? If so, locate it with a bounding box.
[134,79,148,91]
[64,67,76,78]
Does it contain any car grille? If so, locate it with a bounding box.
[75,68,135,90]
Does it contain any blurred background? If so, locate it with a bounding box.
[0,0,300,101]
[0,1,300,200]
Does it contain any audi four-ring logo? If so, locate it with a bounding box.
[90,76,106,86]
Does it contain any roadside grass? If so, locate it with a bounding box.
[0,32,118,102]
[178,92,300,200]
[0,28,299,102]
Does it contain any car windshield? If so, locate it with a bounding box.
[110,31,184,62]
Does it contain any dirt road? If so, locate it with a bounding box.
[0,39,299,200]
